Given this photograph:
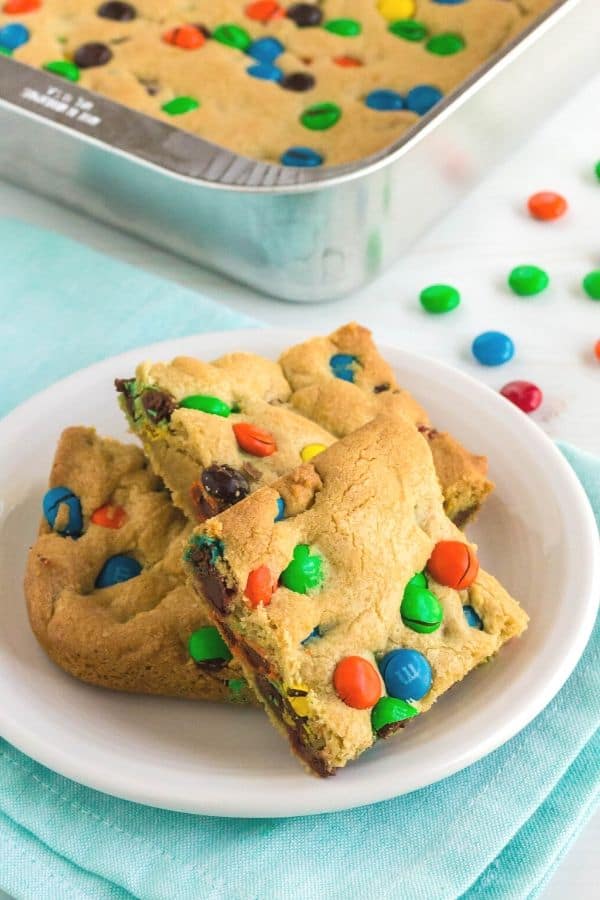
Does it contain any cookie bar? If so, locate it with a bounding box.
[279,322,493,524]
[25,426,254,703]
[2,2,555,167]
[115,352,336,523]
[184,415,527,776]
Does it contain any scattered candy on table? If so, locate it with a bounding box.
[472,331,515,366]
[508,265,549,297]
[427,540,479,590]
[500,380,543,413]
[95,554,141,588]
[527,190,568,221]
[582,270,600,300]
[419,283,460,314]
[333,656,381,709]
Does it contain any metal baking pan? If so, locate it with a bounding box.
[0,0,595,302]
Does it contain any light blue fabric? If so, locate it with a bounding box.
[0,221,598,900]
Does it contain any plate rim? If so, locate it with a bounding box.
[1,326,598,818]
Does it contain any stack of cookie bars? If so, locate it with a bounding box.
[26,323,527,776]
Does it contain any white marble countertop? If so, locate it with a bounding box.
[1,66,598,900]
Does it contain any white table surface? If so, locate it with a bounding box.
[1,65,599,900]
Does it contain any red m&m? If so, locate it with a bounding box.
[500,380,542,413]
[527,191,568,221]
[427,540,479,590]
[333,656,382,709]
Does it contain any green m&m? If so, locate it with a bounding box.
[324,19,362,37]
[583,270,600,300]
[508,265,549,297]
[180,394,231,417]
[213,24,251,52]
[188,626,232,667]
[281,544,324,594]
[228,678,248,701]
[162,96,199,115]
[405,571,427,590]
[401,581,443,634]
[420,283,460,314]
[0,46,12,56]
[371,696,418,734]
[426,33,465,56]
[300,102,341,131]
[389,19,428,42]
[43,60,80,82]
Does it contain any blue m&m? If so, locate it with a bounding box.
[329,353,357,382]
[379,648,432,701]
[472,331,515,366]
[95,554,142,588]
[247,62,282,81]
[0,23,30,51]
[43,486,83,538]
[406,85,443,115]
[365,89,404,111]
[280,146,323,167]
[463,605,483,629]
[248,36,284,64]
[275,496,286,521]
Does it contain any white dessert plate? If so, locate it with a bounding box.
[0,328,598,818]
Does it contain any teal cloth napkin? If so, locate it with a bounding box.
[0,220,598,900]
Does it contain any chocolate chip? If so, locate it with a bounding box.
[114,377,136,419]
[193,23,211,38]
[417,424,439,439]
[189,482,220,522]
[201,464,250,506]
[280,72,315,92]
[256,674,285,712]
[138,78,160,96]
[74,42,113,68]
[286,3,323,27]
[376,720,409,740]
[373,382,390,394]
[195,657,229,672]
[141,388,175,423]
[241,461,262,482]
[97,2,137,21]
[451,505,477,529]
[188,543,236,614]
[240,642,269,673]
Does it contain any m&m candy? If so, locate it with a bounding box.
[463,605,483,629]
[91,504,127,529]
[508,265,549,297]
[427,540,479,590]
[329,353,357,382]
[286,3,323,26]
[280,146,323,167]
[3,0,40,12]
[324,19,362,37]
[213,24,251,51]
[406,85,443,115]
[333,55,362,67]
[527,191,568,221]
[420,283,460,314]
[301,625,321,645]
[180,394,231,416]
[401,583,443,634]
[426,33,465,55]
[274,496,286,521]
[43,486,83,538]
[245,1,283,22]
[233,422,277,456]
[300,102,341,131]
[161,96,199,115]
[95,554,141,588]
[371,695,418,734]
[188,626,232,666]
[0,22,29,50]
[595,339,600,361]
[389,19,427,41]
[281,544,324,593]
[365,89,404,111]
[163,25,206,50]
[472,331,514,366]
[500,380,542,413]
[247,36,284,63]
[247,62,283,81]
[333,656,382,709]
[582,271,600,300]
[379,648,432,702]
[43,60,80,81]
[245,565,274,607]
[300,443,327,462]
[377,0,416,20]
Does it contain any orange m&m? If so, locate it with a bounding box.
[163,25,206,50]
[595,340,600,361]
[427,540,479,590]
[245,1,284,22]
[527,191,568,221]
[233,423,277,457]
[245,565,274,607]
[3,0,40,12]
[333,55,363,67]
[91,504,127,529]
[333,656,382,709]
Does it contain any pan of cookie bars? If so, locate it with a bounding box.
[0,0,595,302]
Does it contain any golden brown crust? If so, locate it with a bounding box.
[186,416,527,775]
[25,427,253,702]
